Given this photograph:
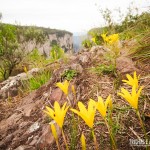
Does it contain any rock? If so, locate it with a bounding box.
[18,103,36,117]
[14,145,36,150]
[28,122,40,133]
[1,79,19,92]
[16,72,29,80]
[90,46,108,53]
[28,68,41,76]
[69,55,77,61]
[19,122,31,129]
[116,56,139,76]
[0,113,22,130]
[37,122,61,149]
[90,46,101,53]
[0,68,43,100]
[9,86,18,97]
[70,63,83,73]
[50,88,64,104]
[29,135,39,146]
[90,46,110,58]
[79,54,90,64]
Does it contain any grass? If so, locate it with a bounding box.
[90,64,116,76]
[129,33,150,62]
[69,114,78,150]
[0,72,3,82]
[21,70,51,91]
[28,71,51,91]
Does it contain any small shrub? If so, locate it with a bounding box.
[82,39,93,48]
[91,34,103,45]
[61,69,77,80]
[50,45,64,61]
[0,24,23,80]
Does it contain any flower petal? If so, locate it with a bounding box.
[50,123,58,140]
[81,133,86,150]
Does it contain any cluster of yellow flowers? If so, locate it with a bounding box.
[44,79,112,128]
[44,80,114,149]
[118,72,149,148]
[118,71,143,110]
[101,33,119,45]
[44,71,145,149]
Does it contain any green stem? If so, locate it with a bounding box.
[91,129,99,150]
[61,129,69,150]
[56,139,60,150]
[136,110,149,149]
[105,119,117,150]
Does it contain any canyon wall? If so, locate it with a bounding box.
[21,33,73,56]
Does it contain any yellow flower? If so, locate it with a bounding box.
[122,71,139,89]
[96,95,112,119]
[101,33,119,45]
[101,33,107,42]
[108,34,119,45]
[56,80,69,96]
[44,101,69,128]
[23,66,28,73]
[81,133,86,150]
[50,123,58,140]
[70,99,96,128]
[91,37,96,43]
[118,85,143,110]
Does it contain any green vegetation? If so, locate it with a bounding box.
[50,45,64,61]
[16,24,72,39]
[82,39,93,48]
[0,24,23,80]
[130,33,150,62]
[0,15,71,81]
[61,69,77,80]
[87,10,150,41]
[23,49,48,68]
[24,26,46,44]
[91,64,115,75]
[69,114,78,150]
[83,8,150,66]
[21,71,51,91]
[118,12,150,40]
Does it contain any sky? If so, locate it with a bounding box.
[0,0,149,33]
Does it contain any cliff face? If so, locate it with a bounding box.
[21,33,73,56]
[9,24,73,56]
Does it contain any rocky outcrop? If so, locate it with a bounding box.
[0,68,41,99]
[116,56,139,75]
[22,33,73,56]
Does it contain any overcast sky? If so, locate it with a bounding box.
[0,0,149,33]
